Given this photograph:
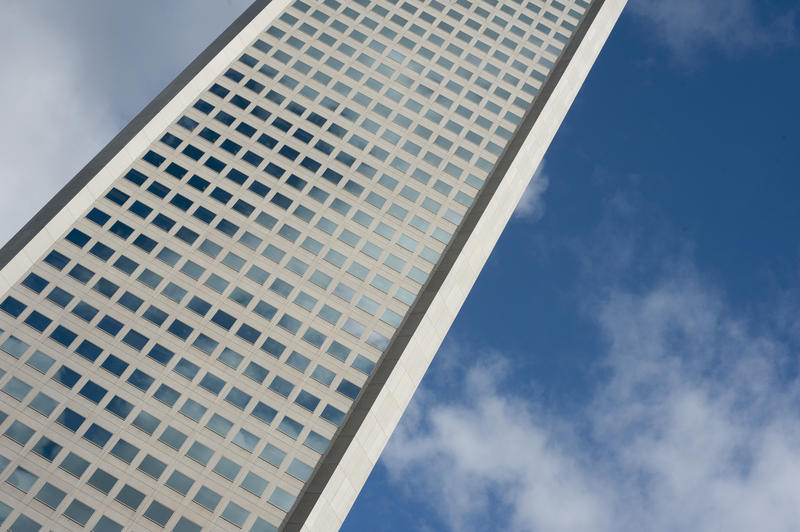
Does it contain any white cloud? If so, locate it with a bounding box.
[383,269,800,531]
[513,160,549,221]
[0,1,250,247]
[628,0,797,59]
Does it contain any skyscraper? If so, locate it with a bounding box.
[0,0,625,530]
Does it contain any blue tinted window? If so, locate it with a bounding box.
[72,300,98,321]
[75,339,102,362]
[97,315,124,336]
[69,263,94,283]
[132,410,160,435]
[56,408,86,432]
[97,315,123,336]
[101,354,128,376]
[269,376,294,397]
[251,401,278,424]
[129,200,153,217]
[111,439,139,464]
[113,255,138,274]
[143,150,166,167]
[118,291,143,311]
[199,373,225,395]
[60,452,90,478]
[321,404,346,426]
[127,369,154,392]
[46,286,73,307]
[147,343,175,365]
[89,241,115,261]
[1,296,26,317]
[44,249,70,270]
[187,296,211,316]
[174,357,199,380]
[153,384,180,407]
[295,390,321,411]
[261,336,286,358]
[83,422,112,447]
[243,361,268,383]
[277,416,303,439]
[122,329,149,351]
[32,436,63,462]
[24,310,52,331]
[225,387,252,410]
[105,395,134,419]
[109,220,134,239]
[50,325,78,347]
[22,272,48,293]
[88,468,118,493]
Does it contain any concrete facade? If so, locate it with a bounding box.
[0,0,625,530]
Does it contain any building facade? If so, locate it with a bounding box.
[0,0,625,530]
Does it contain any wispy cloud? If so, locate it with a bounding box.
[514,160,549,221]
[628,0,797,59]
[383,267,800,531]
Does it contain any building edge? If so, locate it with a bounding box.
[283,0,628,530]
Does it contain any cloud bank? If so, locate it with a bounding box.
[383,269,800,531]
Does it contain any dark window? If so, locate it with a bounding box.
[65,228,91,248]
[89,242,114,261]
[257,133,277,149]
[49,325,78,347]
[124,168,148,186]
[232,199,255,216]
[143,150,166,167]
[24,310,52,331]
[226,168,248,185]
[147,180,170,198]
[0,295,26,317]
[242,150,264,167]
[78,381,107,404]
[215,110,235,125]
[160,132,182,148]
[193,99,214,114]
[210,186,233,204]
[75,339,102,362]
[165,162,187,179]
[204,156,226,173]
[109,220,134,239]
[199,127,220,143]
[43,249,69,270]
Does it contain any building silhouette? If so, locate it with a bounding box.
[0,0,626,530]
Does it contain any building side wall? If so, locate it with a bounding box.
[287,0,627,528]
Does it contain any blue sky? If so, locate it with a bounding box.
[1,1,799,531]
